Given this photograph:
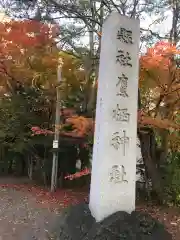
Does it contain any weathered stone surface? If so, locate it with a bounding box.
[57,203,172,240]
[89,12,140,222]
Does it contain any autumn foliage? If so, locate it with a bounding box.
[1,19,179,186]
[0,20,56,47]
[29,41,180,182]
[64,167,91,180]
[139,41,180,133]
[31,112,94,139]
[0,20,59,93]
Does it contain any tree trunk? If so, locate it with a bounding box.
[28,156,33,180]
[8,158,13,174]
[138,128,165,202]
[138,89,166,202]
[159,129,169,164]
[86,0,97,116]
[21,157,26,176]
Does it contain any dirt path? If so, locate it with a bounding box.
[0,187,60,240]
[0,178,179,240]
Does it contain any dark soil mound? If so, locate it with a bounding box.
[57,203,172,240]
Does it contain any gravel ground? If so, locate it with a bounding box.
[0,187,60,240]
[0,178,179,240]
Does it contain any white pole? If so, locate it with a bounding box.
[51,58,63,192]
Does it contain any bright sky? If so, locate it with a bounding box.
[141,11,172,36]
[0,7,173,51]
[0,12,10,22]
[58,7,173,51]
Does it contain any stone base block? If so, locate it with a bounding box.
[56,203,172,240]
